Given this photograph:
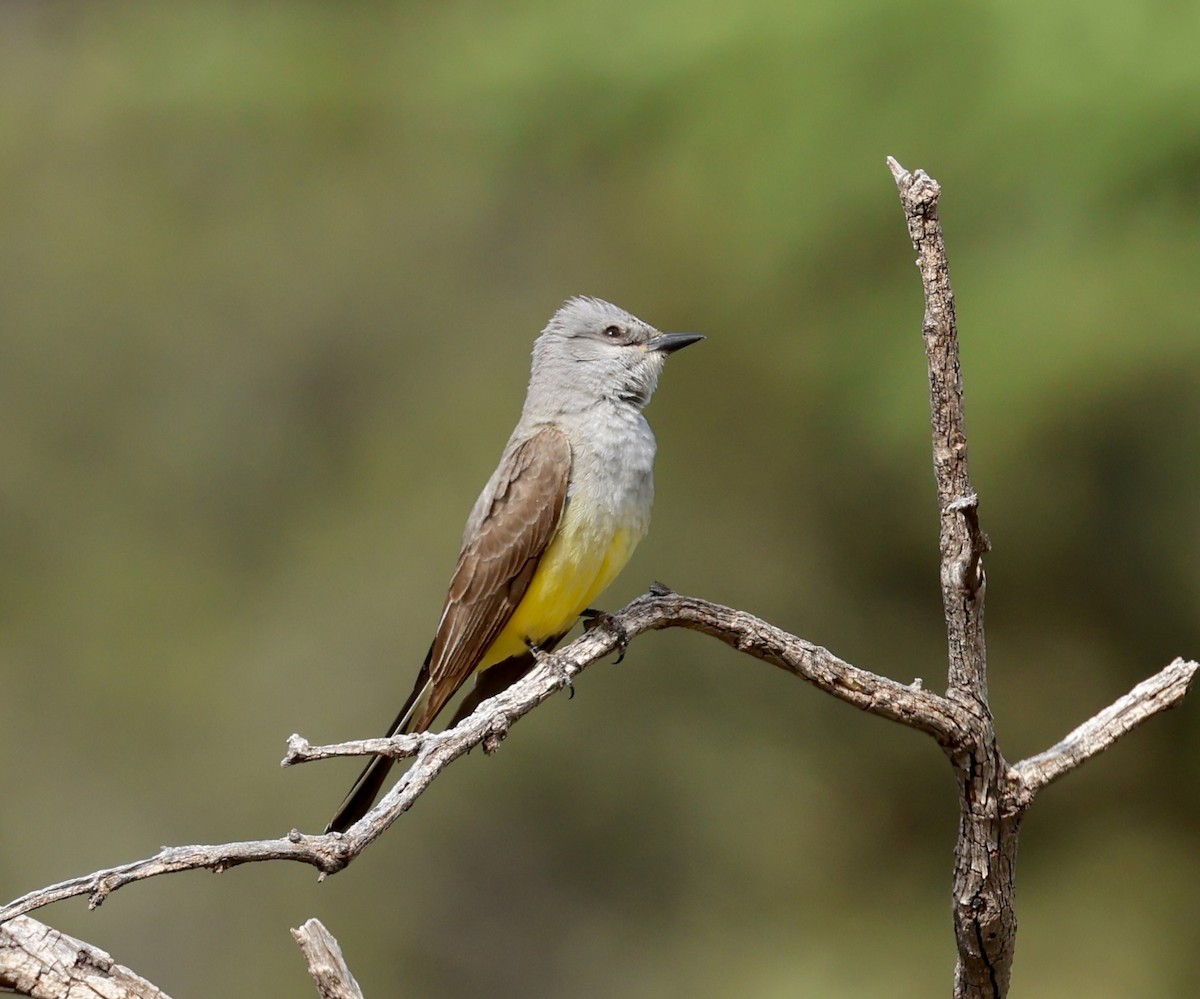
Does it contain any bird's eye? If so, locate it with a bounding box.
[603,325,623,339]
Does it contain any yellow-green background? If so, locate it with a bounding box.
[3,3,1198,996]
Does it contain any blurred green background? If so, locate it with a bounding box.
[2,2,1198,996]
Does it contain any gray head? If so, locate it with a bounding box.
[524,297,702,417]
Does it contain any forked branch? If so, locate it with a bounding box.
[887,155,1195,998]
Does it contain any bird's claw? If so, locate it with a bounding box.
[525,639,574,698]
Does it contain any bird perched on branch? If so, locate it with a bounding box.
[327,296,702,833]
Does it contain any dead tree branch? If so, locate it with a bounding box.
[3,586,1190,948]
[1011,657,1198,804]
[1,161,1194,999]
[292,918,365,999]
[888,155,1012,997]
[0,835,347,924]
[0,589,965,922]
[887,155,1196,998]
[0,914,173,998]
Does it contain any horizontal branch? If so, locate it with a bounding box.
[284,588,971,772]
[0,835,346,924]
[630,589,968,743]
[288,588,974,856]
[1011,657,1199,806]
[284,731,424,765]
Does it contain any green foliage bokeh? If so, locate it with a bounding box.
[2,3,1198,996]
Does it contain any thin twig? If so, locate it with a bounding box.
[1012,657,1199,803]
[0,836,347,924]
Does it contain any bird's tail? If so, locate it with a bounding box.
[324,673,432,834]
[323,635,565,834]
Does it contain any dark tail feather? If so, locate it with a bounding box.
[325,747,397,834]
[324,693,420,833]
[325,649,433,834]
[324,633,567,834]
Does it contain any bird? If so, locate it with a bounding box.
[326,296,702,833]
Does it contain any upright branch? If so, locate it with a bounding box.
[889,156,1011,998]
[894,158,991,700]
[888,156,1196,998]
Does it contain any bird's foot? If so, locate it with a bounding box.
[581,608,629,664]
[525,638,574,699]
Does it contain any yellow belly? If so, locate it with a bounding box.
[479,517,640,669]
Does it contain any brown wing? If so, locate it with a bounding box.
[325,425,571,833]
[413,424,572,730]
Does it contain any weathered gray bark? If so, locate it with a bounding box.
[292,918,366,999]
[888,157,1196,997]
[888,157,1016,997]
[0,914,173,999]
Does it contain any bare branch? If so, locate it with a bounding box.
[890,155,1011,999]
[3,588,969,925]
[888,155,989,699]
[292,918,365,999]
[0,914,172,999]
[4,559,1188,949]
[1013,658,1199,804]
[0,834,347,924]
[283,732,424,766]
[296,589,972,855]
[616,590,968,741]
[283,590,971,774]
[887,156,1197,998]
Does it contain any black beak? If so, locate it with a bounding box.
[649,332,705,354]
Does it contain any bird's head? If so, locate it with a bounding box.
[529,296,703,412]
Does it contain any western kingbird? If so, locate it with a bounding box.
[326,296,702,833]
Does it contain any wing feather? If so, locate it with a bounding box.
[412,425,571,729]
[325,425,571,833]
